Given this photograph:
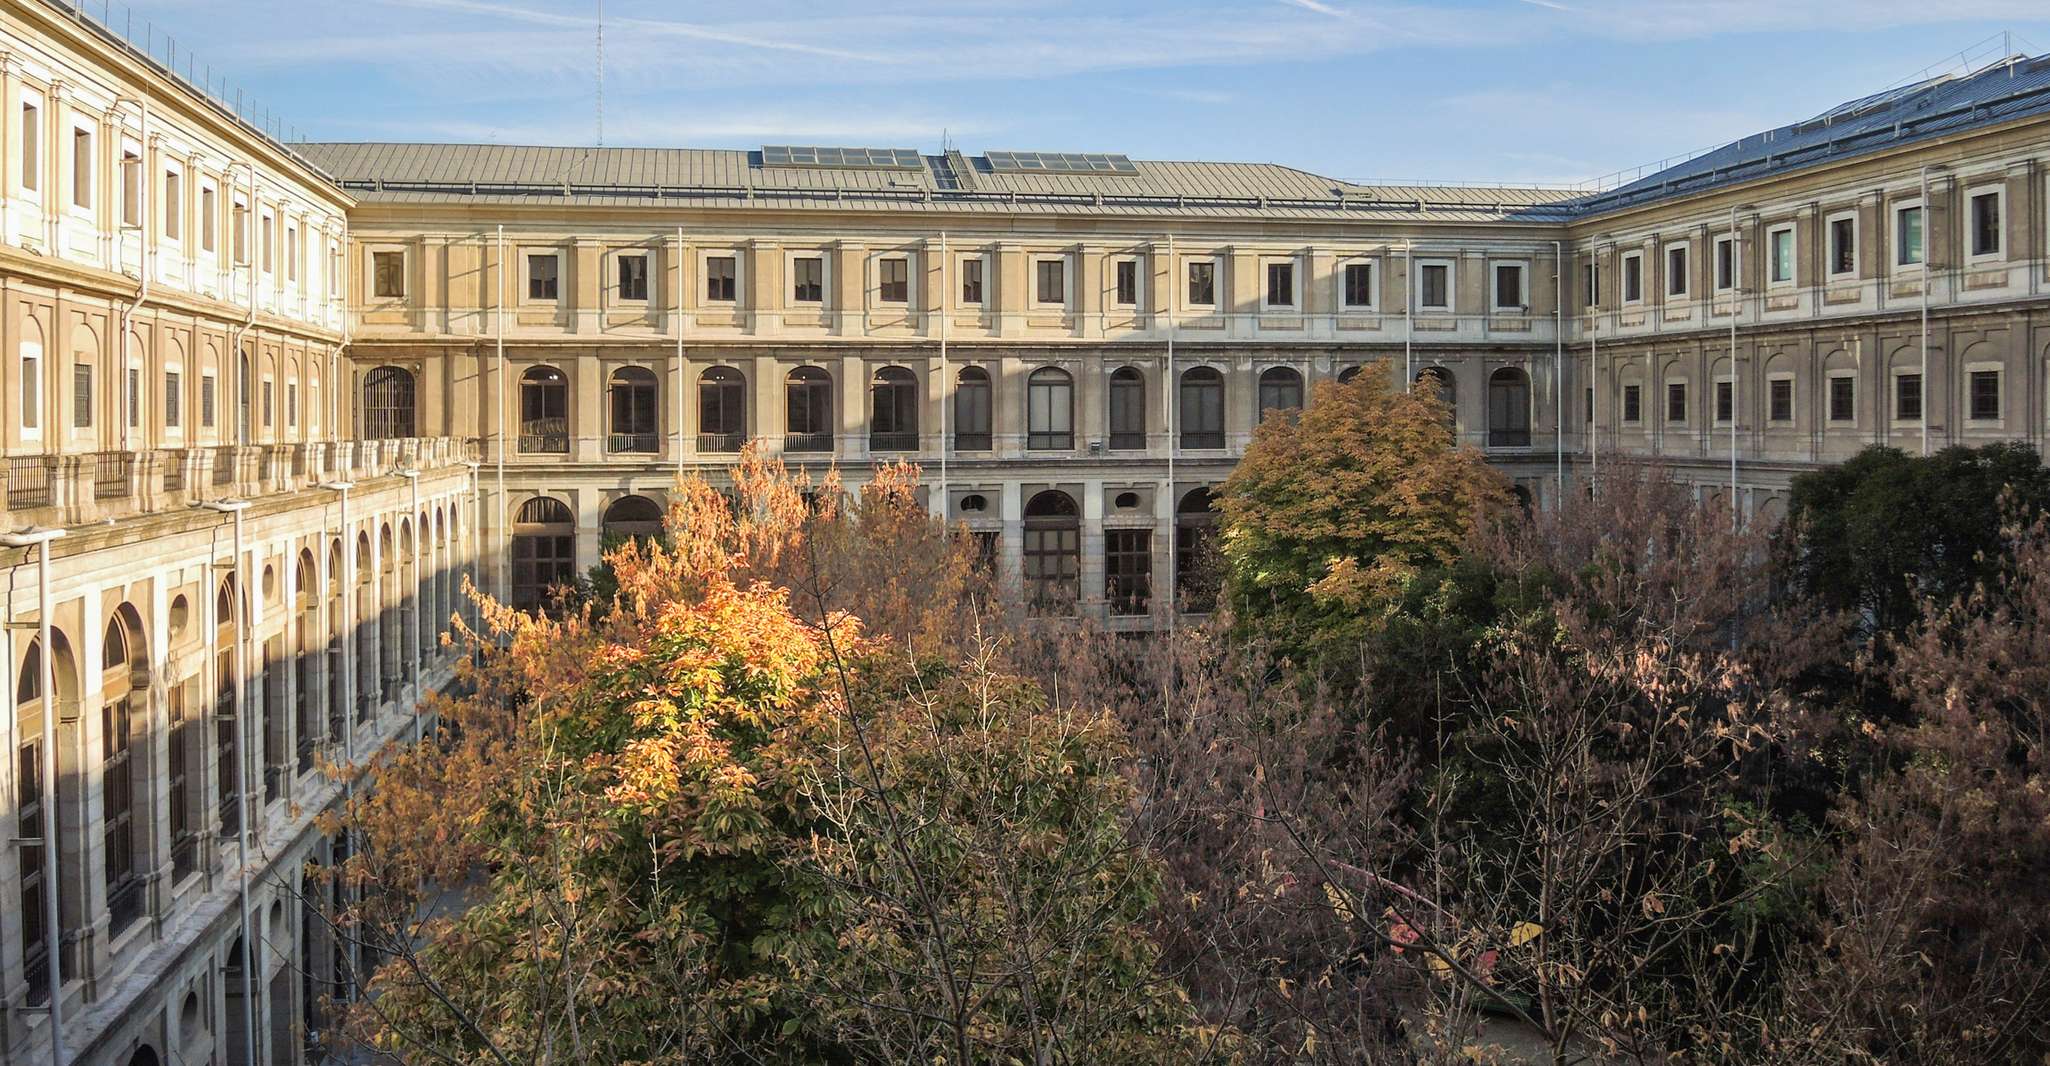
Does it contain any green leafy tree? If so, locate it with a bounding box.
[1215,361,1509,655]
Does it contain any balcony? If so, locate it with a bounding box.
[784,432,833,453]
[608,432,660,454]
[697,431,746,453]
[1179,431,1225,450]
[0,437,479,529]
[518,418,570,454]
[868,431,918,452]
[1027,432,1074,451]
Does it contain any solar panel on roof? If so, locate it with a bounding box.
[759,144,922,170]
[985,151,1138,175]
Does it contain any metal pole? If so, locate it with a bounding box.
[494,225,507,598]
[1164,233,1176,632]
[674,226,684,477]
[1919,165,1934,458]
[938,230,948,513]
[1403,238,1414,388]
[1553,240,1564,504]
[0,528,70,1066]
[1729,205,1740,528]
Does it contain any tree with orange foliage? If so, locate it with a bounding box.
[329,451,1228,1064]
[1217,360,1509,655]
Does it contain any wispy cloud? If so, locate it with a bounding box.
[1279,0,1349,17]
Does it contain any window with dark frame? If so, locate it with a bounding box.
[1115,259,1139,306]
[697,366,747,452]
[1895,373,1923,421]
[1622,254,1642,302]
[1108,366,1145,449]
[1969,369,2000,420]
[527,254,559,300]
[1027,367,1074,450]
[1970,192,2001,257]
[1265,262,1295,307]
[784,367,833,452]
[202,374,216,428]
[73,362,92,428]
[1830,217,1855,275]
[372,251,405,298]
[1187,261,1215,305]
[1623,384,1642,423]
[879,258,909,303]
[869,367,919,450]
[1667,245,1688,296]
[164,370,179,428]
[706,255,737,301]
[1896,206,1924,266]
[1178,367,1225,449]
[953,366,991,450]
[1769,378,1793,422]
[1715,380,1733,423]
[1494,263,1523,309]
[1105,530,1151,616]
[1419,263,1449,309]
[1343,262,1373,307]
[1715,238,1735,289]
[960,258,983,304]
[19,353,37,431]
[1829,376,1854,422]
[1666,382,1687,423]
[1769,227,1793,283]
[617,254,649,301]
[1035,259,1065,304]
[792,257,824,302]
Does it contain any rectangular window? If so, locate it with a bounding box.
[1418,263,1450,309]
[617,253,648,301]
[705,255,737,301]
[1896,205,1923,266]
[1622,384,1642,423]
[879,258,909,303]
[1621,253,1642,303]
[20,103,38,192]
[287,383,298,427]
[232,202,248,265]
[20,352,38,431]
[373,251,405,298]
[201,186,216,253]
[1493,263,1524,309]
[164,171,181,240]
[1969,370,2000,420]
[1769,227,1793,284]
[1115,259,1139,306]
[1969,192,2001,257]
[960,258,983,304]
[127,367,139,429]
[1895,373,1922,421]
[1769,378,1792,422]
[120,152,140,226]
[1666,382,1687,423]
[73,362,92,428]
[1187,261,1215,305]
[1715,237,1735,290]
[1265,262,1295,307]
[165,370,181,428]
[1035,259,1065,304]
[1666,245,1688,297]
[70,128,90,209]
[1105,530,1152,616]
[263,380,273,428]
[201,374,216,428]
[1828,376,1854,422]
[261,215,273,273]
[1829,216,1855,276]
[1343,262,1373,307]
[792,256,824,302]
[1715,380,1734,423]
[527,254,559,300]
[286,226,298,282]
[1583,261,1599,307]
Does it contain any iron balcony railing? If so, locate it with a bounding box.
[784,432,833,453]
[697,431,745,453]
[607,432,659,454]
[868,431,918,452]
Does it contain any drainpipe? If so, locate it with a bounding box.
[1164,232,1176,634]
[194,499,255,1066]
[321,481,355,768]
[1552,240,1564,504]
[399,468,421,737]
[494,225,506,599]
[674,225,684,477]
[1917,164,1946,458]
[1729,204,1741,527]
[228,163,258,449]
[113,95,149,454]
[938,230,948,512]
[0,527,67,1066]
[1402,238,1414,387]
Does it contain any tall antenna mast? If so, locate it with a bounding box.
[595,0,605,146]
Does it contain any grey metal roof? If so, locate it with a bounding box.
[294,142,1583,224]
[1574,52,2050,215]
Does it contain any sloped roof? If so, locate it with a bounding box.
[294,142,1583,224]
[1574,52,2050,214]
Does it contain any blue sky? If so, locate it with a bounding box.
[120,0,2050,186]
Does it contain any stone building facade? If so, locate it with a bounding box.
[0,0,2046,1063]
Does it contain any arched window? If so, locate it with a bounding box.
[1417,366,1457,425]
[519,366,569,453]
[1176,488,1222,613]
[869,366,919,452]
[953,366,992,451]
[16,632,73,1003]
[608,366,659,453]
[1026,367,1073,450]
[785,366,833,453]
[1178,367,1224,449]
[215,575,243,833]
[1105,522,1151,617]
[1109,367,1146,450]
[1023,491,1080,611]
[1488,367,1532,447]
[362,366,414,439]
[601,495,664,544]
[354,535,375,725]
[325,541,345,762]
[511,497,577,612]
[1257,367,1304,421]
[102,608,147,934]
[697,367,746,453]
[1337,364,1364,385]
